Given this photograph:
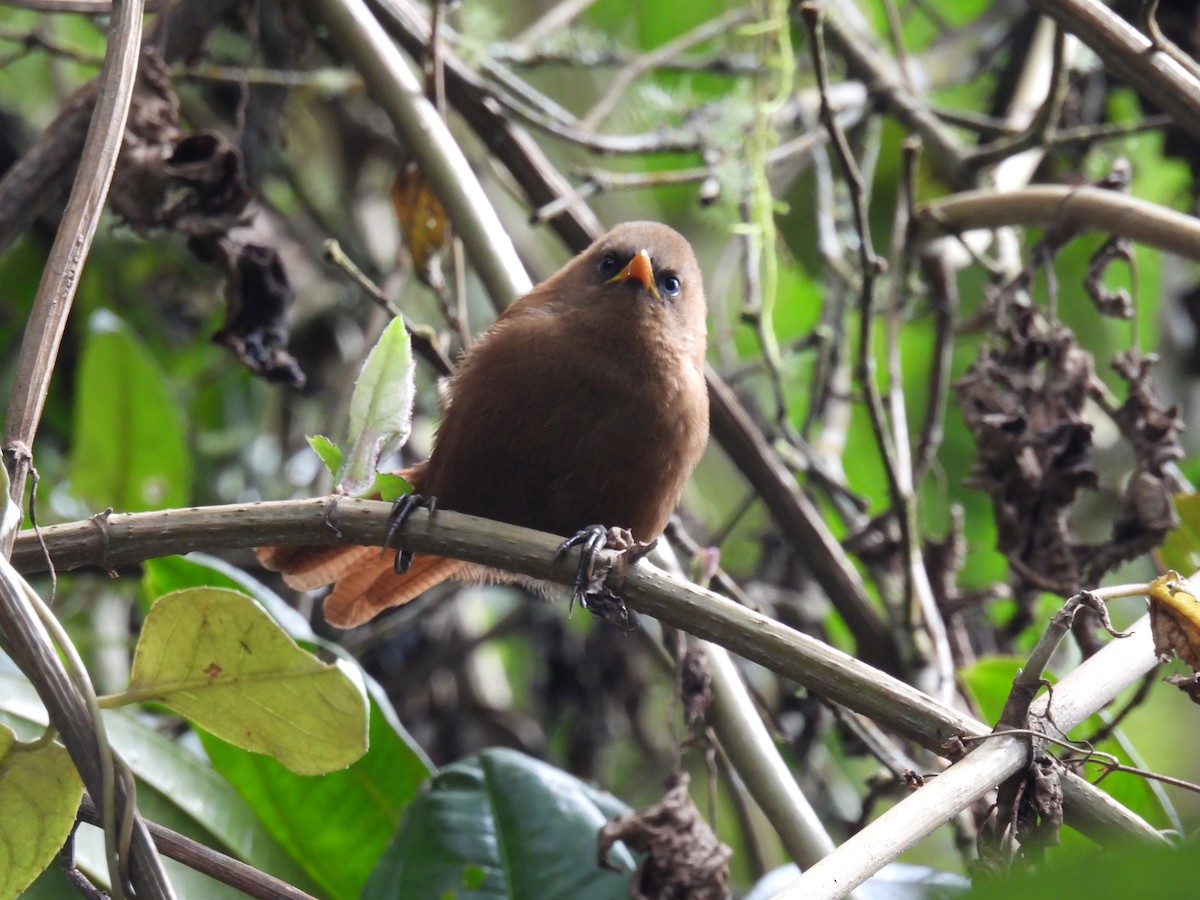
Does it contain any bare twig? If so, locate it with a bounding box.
[1,0,160,10]
[510,0,600,47]
[297,0,530,311]
[579,7,755,130]
[1141,0,1200,84]
[814,4,969,185]
[475,57,706,155]
[2,0,146,513]
[369,0,604,248]
[74,794,318,900]
[914,249,957,480]
[321,240,455,377]
[967,23,1069,169]
[1026,0,1200,145]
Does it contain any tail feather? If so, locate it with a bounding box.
[323,554,464,627]
[256,464,444,627]
[256,544,377,591]
[257,542,464,628]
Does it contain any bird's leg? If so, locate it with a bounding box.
[556,525,657,611]
[557,524,607,609]
[385,493,437,574]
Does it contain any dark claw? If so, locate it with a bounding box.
[386,493,436,574]
[556,524,609,611]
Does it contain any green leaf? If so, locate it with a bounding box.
[364,748,636,900]
[127,588,368,774]
[142,554,316,639]
[69,310,191,512]
[201,687,433,900]
[140,553,246,617]
[341,316,415,495]
[0,672,318,896]
[140,558,432,899]
[1158,493,1200,575]
[0,723,83,897]
[371,472,413,502]
[967,834,1200,900]
[959,656,1025,726]
[307,433,343,479]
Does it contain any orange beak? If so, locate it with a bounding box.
[608,249,661,302]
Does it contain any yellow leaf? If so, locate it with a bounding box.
[1146,572,1200,670]
[391,161,448,286]
[0,725,83,896]
[129,588,368,774]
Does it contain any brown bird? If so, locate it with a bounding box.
[258,221,709,627]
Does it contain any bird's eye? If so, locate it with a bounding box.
[598,252,621,278]
[659,273,682,298]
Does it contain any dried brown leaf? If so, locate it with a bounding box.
[391,161,448,287]
[197,238,305,388]
[1147,572,1200,670]
[109,51,252,237]
[597,772,730,900]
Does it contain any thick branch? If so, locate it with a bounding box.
[919,185,1200,261]
[13,498,971,747]
[1027,0,1200,146]
[781,608,1165,896]
[13,500,1162,850]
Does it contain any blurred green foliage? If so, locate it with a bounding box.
[5,0,1200,895]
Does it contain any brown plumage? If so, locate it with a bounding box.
[258,221,709,627]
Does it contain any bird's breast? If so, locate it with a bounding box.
[424,315,707,540]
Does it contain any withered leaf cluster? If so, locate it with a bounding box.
[956,300,1182,614]
[1008,756,1064,866]
[1146,573,1200,690]
[109,51,250,237]
[109,50,304,386]
[956,305,1098,597]
[598,772,731,900]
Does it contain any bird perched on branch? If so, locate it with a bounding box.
[258,221,709,627]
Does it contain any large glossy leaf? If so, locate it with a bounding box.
[128,587,368,774]
[200,692,432,900]
[365,748,636,900]
[69,310,191,512]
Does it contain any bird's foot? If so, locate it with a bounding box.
[556,525,655,616]
[385,493,437,574]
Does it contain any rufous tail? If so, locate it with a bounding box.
[256,544,463,628]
